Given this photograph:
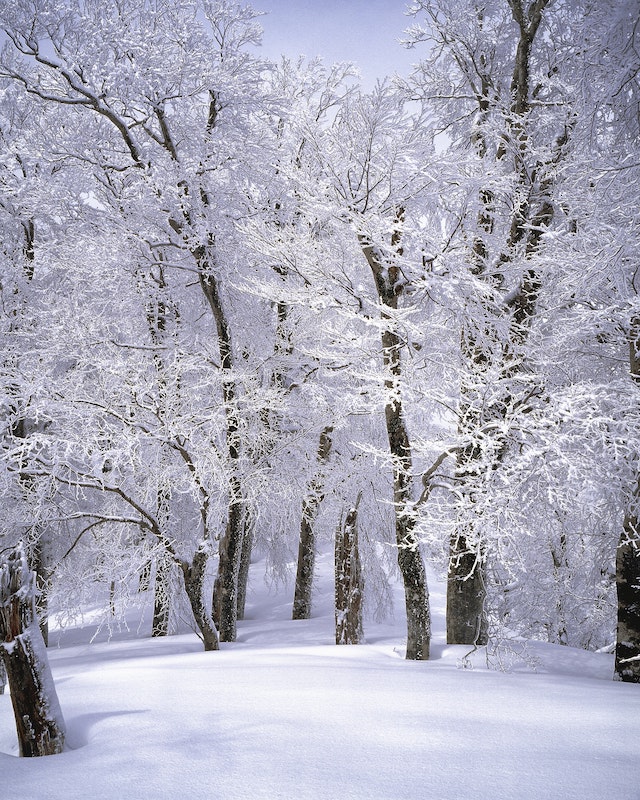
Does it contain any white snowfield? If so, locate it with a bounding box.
[1,559,638,800]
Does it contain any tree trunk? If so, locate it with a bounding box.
[144,282,174,640]
[359,232,431,660]
[615,511,640,682]
[446,534,487,645]
[13,432,53,647]
[236,507,255,622]
[292,426,333,620]
[335,501,364,645]
[181,550,219,651]
[615,322,640,681]
[198,261,246,644]
[292,505,316,620]
[30,536,51,647]
[445,223,492,645]
[212,476,245,642]
[152,554,171,637]
[151,484,172,637]
[139,559,152,592]
[0,545,66,757]
[384,370,431,660]
[398,543,431,660]
[550,532,569,645]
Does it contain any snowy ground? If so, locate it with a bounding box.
[1,552,639,800]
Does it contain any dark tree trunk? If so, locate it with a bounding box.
[0,545,65,757]
[448,284,495,642]
[614,511,640,682]
[292,426,333,620]
[335,501,364,645]
[181,551,219,651]
[212,476,245,642]
[152,554,171,638]
[615,322,640,681]
[30,537,51,646]
[151,484,172,637]
[292,505,316,620]
[448,382,488,645]
[384,366,431,660]
[144,282,175,640]
[15,220,51,647]
[550,532,569,645]
[236,508,255,622]
[139,559,152,592]
[359,231,431,661]
[397,543,431,660]
[446,534,487,645]
[197,259,246,644]
[12,443,53,647]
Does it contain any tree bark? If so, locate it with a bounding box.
[151,480,172,637]
[15,218,53,645]
[181,550,219,651]
[212,475,245,642]
[359,232,431,660]
[144,275,175,639]
[12,420,52,646]
[614,510,640,682]
[0,545,66,756]
[292,426,333,620]
[615,321,640,681]
[236,507,255,622]
[446,535,487,645]
[335,501,364,645]
[384,350,431,660]
[292,507,316,620]
[152,553,171,638]
[30,536,52,646]
[197,257,246,644]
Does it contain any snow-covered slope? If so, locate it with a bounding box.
[1,553,638,800]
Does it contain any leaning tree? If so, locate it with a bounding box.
[0,544,65,756]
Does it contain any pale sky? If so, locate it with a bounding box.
[255,0,420,87]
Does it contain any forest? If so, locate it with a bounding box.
[0,0,639,768]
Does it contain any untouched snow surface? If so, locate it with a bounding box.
[1,552,639,800]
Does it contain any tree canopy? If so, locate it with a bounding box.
[0,0,638,683]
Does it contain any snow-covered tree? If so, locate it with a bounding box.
[401,0,640,671]
[250,80,441,659]
[0,544,65,756]
[0,0,276,648]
